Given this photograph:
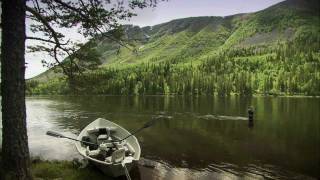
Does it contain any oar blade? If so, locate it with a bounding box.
[46,131,64,138]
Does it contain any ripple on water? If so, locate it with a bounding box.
[1,96,318,179]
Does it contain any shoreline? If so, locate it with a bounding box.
[2,156,318,180]
[24,94,320,98]
[0,154,111,180]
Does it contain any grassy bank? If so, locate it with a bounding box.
[31,160,109,180]
[0,155,110,180]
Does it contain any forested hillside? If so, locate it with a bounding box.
[28,0,320,96]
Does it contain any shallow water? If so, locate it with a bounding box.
[0,96,319,179]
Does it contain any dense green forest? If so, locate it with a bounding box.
[27,0,320,96]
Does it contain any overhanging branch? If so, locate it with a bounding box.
[26,6,65,46]
[51,0,137,52]
[26,36,68,45]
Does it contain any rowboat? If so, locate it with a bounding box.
[75,118,141,177]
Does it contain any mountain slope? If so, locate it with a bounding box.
[34,0,319,74]
[93,0,319,65]
[30,0,320,96]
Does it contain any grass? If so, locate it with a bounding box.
[0,155,111,180]
[31,160,110,180]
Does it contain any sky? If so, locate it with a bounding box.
[25,0,284,79]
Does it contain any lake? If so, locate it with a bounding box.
[0,96,319,179]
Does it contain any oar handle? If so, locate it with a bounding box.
[65,136,97,146]
[46,131,98,146]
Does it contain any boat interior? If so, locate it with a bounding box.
[81,127,136,164]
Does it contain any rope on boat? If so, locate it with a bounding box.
[123,163,132,180]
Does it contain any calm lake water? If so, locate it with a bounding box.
[0,96,319,179]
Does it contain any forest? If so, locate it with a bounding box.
[25,0,320,96]
[27,36,320,96]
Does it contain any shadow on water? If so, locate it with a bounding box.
[1,96,319,179]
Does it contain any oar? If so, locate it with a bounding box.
[123,163,132,180]
[46,131,98,146]
[112,117,163,143]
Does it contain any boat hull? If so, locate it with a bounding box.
[75,118,141,177]
[91,160,134,177]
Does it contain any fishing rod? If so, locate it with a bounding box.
[111,118,159,143]
[112,115,173,143]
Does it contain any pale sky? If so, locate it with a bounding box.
[25,0,284,79]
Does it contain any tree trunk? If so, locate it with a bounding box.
[1,0,32,179]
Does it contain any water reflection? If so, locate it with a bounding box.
[0,96,319,179]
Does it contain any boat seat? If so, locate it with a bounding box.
[105,148,125,163]
[87,127,117,135]
[97,134,111,144]
[89,127,115,144]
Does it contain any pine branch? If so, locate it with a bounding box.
[26,6,64,46]
[52,0,136,52]
[26,36,69,45]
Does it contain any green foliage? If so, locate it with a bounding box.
[27,38,320,96]
[27,78,69,95]
[28,0,320,96]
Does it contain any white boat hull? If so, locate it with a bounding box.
[75,118,141,177]
[91,160,134,177]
